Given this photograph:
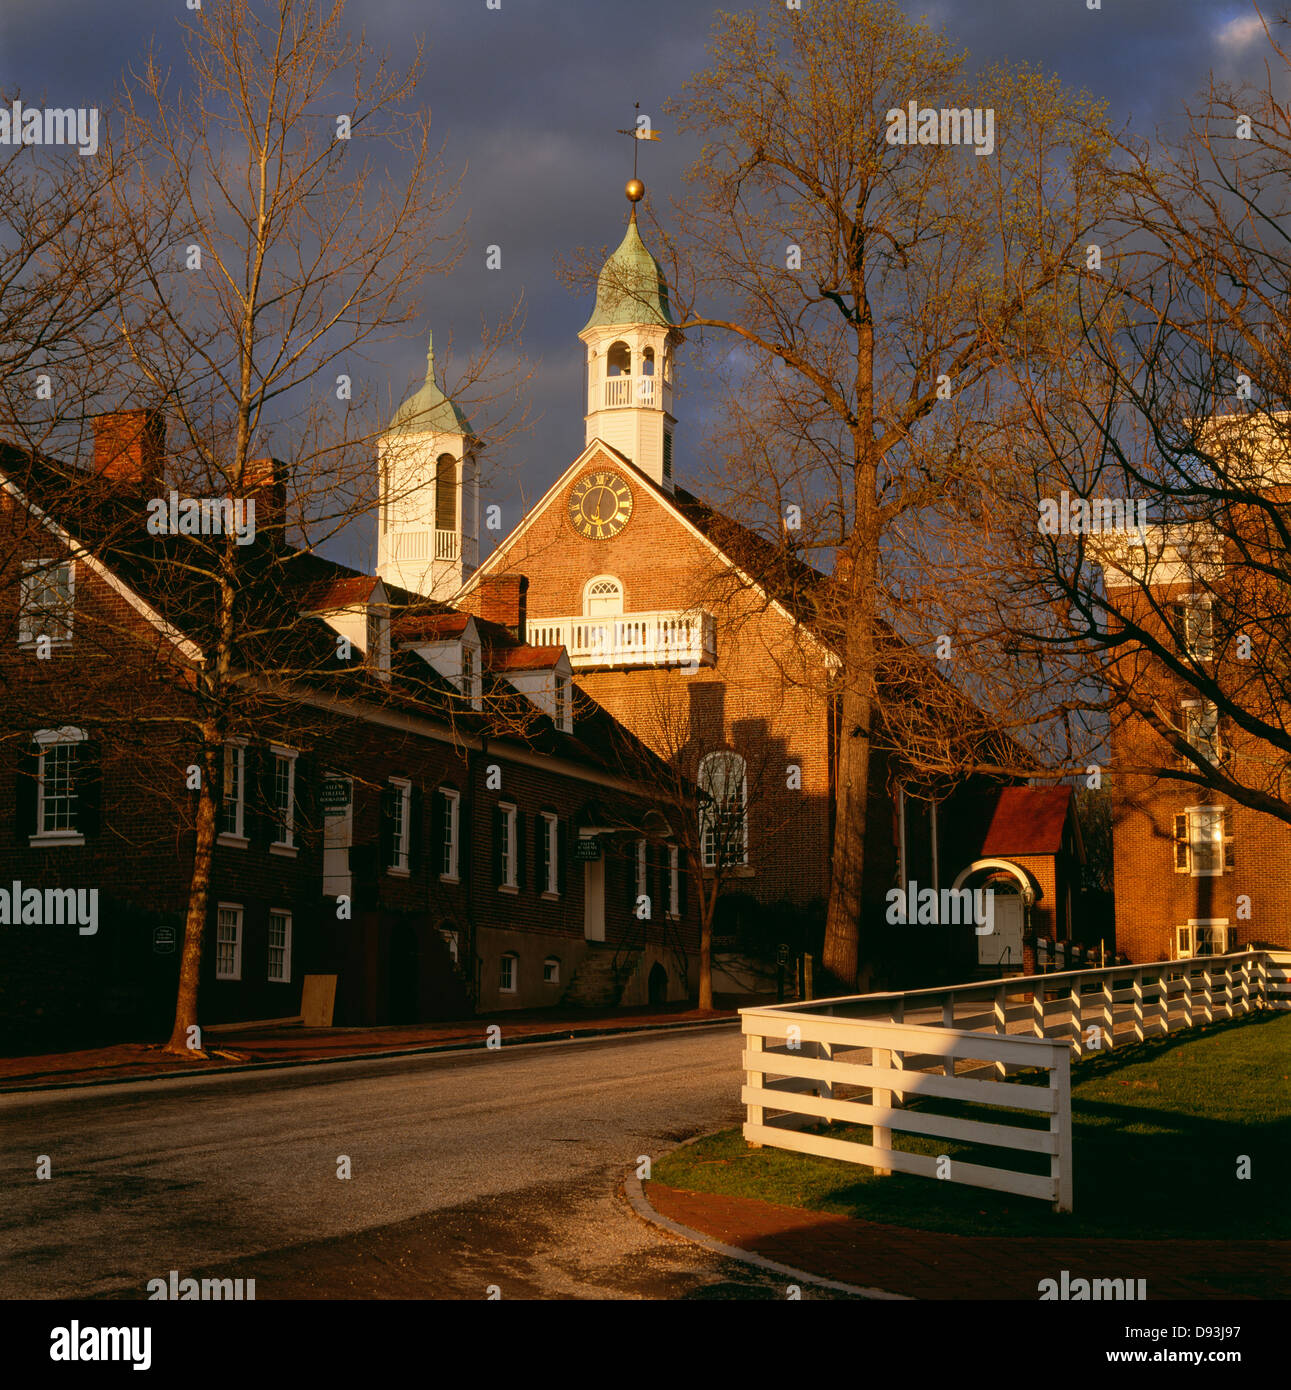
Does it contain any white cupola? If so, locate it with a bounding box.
[377,331,480,600]
[578,182,682,489]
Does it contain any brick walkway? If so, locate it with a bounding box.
[645,1184,1289,1300]
[0,1003,735,1090]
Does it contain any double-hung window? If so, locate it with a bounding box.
[220,742,247,841]
[270,746,297,849]
[541,812,559,895]
[216,904,243,980]
[498,803,518,889]
[440,787,460,880]
[1174,596,1214,660]
[1173,806,1232,876]
[267,910,292,982]
[1182,701,1222,765]
[388,778,411,874]
[19,559,74,647]
[34,727,87,841]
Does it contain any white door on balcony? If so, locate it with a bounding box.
[584,575,623,618]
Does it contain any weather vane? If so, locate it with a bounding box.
[615,101,661,203]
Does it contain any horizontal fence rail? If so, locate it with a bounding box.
[739,950,1290,1212]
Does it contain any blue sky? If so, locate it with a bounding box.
[0,0,1276,568]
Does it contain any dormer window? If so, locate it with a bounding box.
[366,606,391,679]
[461,642,475,697]
[555,672,571,732]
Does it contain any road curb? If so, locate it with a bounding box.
[621,1136,911,1301]
[0,1015,740,1096]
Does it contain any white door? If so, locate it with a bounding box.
[583,857,605,941]
[978,894,1024,968]
[323,778,353,899]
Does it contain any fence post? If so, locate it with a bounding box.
[816,1038,834,1121]
[871,1041,892,1177]
[1222,960,1234,1019]
[1051,1047,1073,1213]
[1157,966,1171,1036]
[1069,974,1083,1055]
[891,999,906,1104]
[994,985,1007,1079]
[942,995,954,1078]
[1101,967,1115,1051]
[1033,978,1046,1038]
[745,1028,764,1145]
[1132,970,1145,1042]
[1182,965,1194,1030]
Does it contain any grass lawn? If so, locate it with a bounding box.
[653,1011,1291,1239]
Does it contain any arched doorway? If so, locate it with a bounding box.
[389,921,420,1023]
[647,961,669,1006]
[950,859,1036,973]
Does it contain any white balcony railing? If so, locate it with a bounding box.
[602,376,657,409]
[527,609,716,669]
[386,529,476,568]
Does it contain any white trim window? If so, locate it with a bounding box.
[498,802,518,889]
[668,844,680,918]
[1177,919,1231,958]
[1173,806,1232,876]
[554,672,571,732]
[19,558,74,647]
[440,787,460,881]
[541,811,559,895]
[583,574,624,616]
[699,750,748,869]
[33,726,88,841]
[499,952,518,993]
[1181,700,1221,765]
[219,742,247,841]
[216,903,243,980]
[1174,596,1214,660]
[270,746,297,848]
[543,956,560,985]
[388,777,411,874]
[267,909,292,983]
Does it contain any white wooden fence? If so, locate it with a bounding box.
[740,949,1291,1213]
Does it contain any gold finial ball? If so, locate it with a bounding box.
[625,178,645,203]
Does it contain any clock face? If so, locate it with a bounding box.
[568,471,633,540]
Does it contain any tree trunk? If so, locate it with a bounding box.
[698,898,714,1010]
[164,738,218,1056]
[823,683,872,990]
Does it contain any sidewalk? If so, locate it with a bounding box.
[643,1185,1286,1300]
[0,1001,738,1092]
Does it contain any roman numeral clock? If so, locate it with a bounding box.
[567,471,633,540]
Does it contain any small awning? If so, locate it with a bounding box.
[576,798,675,840]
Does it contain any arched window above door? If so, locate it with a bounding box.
[583,574,624,617]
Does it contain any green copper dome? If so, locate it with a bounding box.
[388,332,472,435]
[582,211,674,331]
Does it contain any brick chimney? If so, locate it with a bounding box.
[242,456,287,536]
[479,573,528,642]
[93,409,165,490]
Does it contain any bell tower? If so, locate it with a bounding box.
[377,332,480,600]
[578,180,681,490]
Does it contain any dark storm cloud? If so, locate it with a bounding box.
[0,0,1277,565]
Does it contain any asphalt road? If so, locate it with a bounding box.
[0,1024,850,1300]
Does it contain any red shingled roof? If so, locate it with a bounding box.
[396,612,473,642]
[979,786,1073,857]
[487,644,565,672]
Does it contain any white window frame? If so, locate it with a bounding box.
[636,838,648,901]
[699,750,748,869]
[267,909,292,983]
[19,558,75,647]
[543,956,560,985]
[554,673,571,732]
[219,740,249,845]
[582,574,624,616]
[499,802,518,890]
[216,903,243,981]
[499,952,518,993]
[1175,594,1214,660]
[460,641,482,708]
[1175,805,1229,877]
[541,811,559,896]
[1177,919,1231,959]
[668,844,680,918]
[32,726,87,844]
[1181,699,1221,765]
[269,745,298,852]
[440,787,460,881]
[388,777,412,875]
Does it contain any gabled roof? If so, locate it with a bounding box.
[298,574,385,612]
[979,786,1076,858]
[487,644,566,672]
